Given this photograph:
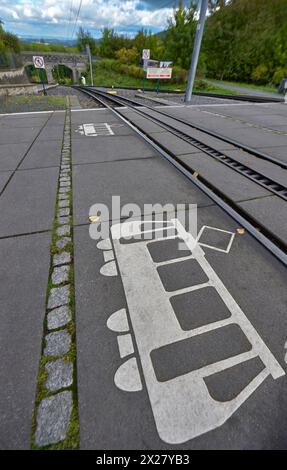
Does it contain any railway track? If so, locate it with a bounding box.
[90,85,284,103]
[88,87,287,170]
[74,85,287,266]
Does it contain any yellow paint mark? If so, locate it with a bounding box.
[236,228,245,235]
[89,215,100,223]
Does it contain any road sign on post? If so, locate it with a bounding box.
[33,56,47,96]
[142,49,150,60]
[33,56,45,69]
[143,59,159,72]
[146,67,172,79]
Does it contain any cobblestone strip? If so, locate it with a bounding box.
[31,107,79,449]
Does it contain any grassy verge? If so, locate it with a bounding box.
[90,66,238,95]
[207,79,278,94]
[31,107,79,450]
[0,95,67,113]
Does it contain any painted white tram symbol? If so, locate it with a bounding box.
[97,218,284,444]
[75,122,126,137]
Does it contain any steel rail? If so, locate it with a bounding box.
[75,86,287,267]
[88,86,287,170]
[81,87,287,202]
[85,84,284,102]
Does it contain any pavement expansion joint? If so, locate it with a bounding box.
[31,107,79,450]
[0,229,52,240]
[0,112,53,198]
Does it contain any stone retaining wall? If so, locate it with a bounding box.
[0,66,30,85]
[0,84,39,96]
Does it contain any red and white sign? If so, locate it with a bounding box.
[146,67,172,79]
[142,49,150,60]
[33,56,45,69]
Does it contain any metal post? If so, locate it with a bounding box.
[185,0,208,103]
[37,68,47,96]
[86,44,94,87]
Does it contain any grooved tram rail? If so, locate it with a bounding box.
[74,86,287,267]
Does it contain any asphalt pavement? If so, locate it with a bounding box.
[0,101,287,449]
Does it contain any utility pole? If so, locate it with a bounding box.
[185,0,209,103]
[86,44,94,86]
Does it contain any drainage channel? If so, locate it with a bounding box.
[89,86,287,171]
[85,87,287,202]
[77,86,287,267]
[31,102,79,450]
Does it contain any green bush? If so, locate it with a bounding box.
[171,66,188,84]
[93,59,188,86]
[272,67,287,86]
[195,79,209,90]
[251,64,270,84]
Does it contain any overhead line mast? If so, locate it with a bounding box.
[185,0,209,103]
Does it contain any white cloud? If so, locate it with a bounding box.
[0,0,174,37]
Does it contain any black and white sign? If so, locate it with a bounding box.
[33,56,45,69]
[142,49,150,60]
[160,61,173,68]
[143,59,159,71]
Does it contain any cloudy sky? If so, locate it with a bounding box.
[0,0,196,39]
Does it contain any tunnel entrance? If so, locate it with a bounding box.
[24,64,48,84]
[52,65,73,85]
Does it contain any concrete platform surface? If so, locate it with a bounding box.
[71,108,287,449]
[0,111,65,449]
[0,105,286,451]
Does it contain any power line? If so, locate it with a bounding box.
[66,0,74,39]
[71,0,83,38]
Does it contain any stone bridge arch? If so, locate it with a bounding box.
[20,52,88,84]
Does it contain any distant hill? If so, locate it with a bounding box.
[154,30,167,40]
[18,36,78,47]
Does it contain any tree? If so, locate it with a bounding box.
[115,47,139,64]
[164,1,199,70]
[98,28,117,58]
[98,28,133,59]
[1,31,20,53]
[76,27,96,55]
[0,20,20,54]
[133,29,163,61]
[202,0,287,84]
[208,0,228,12]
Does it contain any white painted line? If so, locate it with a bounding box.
[100,260,117,276]
[114,357,142,392]
[117,334,134,358]
[187,102,276,108]
[72,106,128,111]
[155,105,185,109]
[103,250,114,262]
[196,225,235,253]
[75,122,114,136]
[71,107,109,112]
[97,239,112,250]
[0,110,54,117]
[199,110,287,136]
[107,309,129,333]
